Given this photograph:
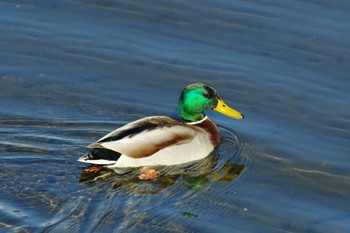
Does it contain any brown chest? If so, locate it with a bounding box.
[193,117,221,147]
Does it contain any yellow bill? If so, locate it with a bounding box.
[213,99,244,119]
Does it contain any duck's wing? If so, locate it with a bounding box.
[87,116,197,159]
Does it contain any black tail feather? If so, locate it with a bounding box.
[87,148,121,161]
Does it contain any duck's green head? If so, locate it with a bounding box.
[178,83,244,122]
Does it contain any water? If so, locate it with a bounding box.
[1,0,350,232]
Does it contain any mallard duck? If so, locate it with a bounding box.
[78,83,243,177]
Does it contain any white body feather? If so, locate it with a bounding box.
[108,131,213,168]
[78,116,215,168]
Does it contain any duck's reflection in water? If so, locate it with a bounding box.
[79,152,245,194]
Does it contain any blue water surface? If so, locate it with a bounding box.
[1,0,350,232]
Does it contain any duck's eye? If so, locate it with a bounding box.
[203,93,210,98]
